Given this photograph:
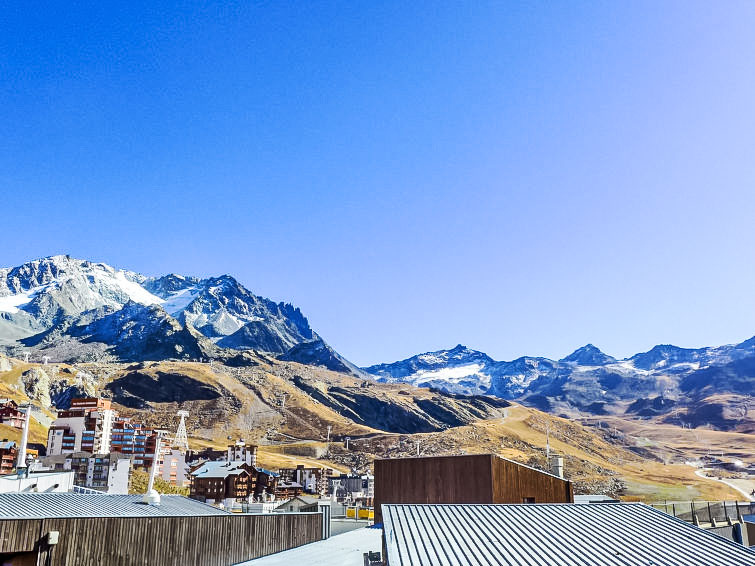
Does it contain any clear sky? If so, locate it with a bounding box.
[3,2,755,366]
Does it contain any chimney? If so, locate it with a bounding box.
[549,455,564,479]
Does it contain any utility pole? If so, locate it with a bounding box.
[415,440,421,457]
[326,425,331,444]
[546,423,551,460]
[345,437,350,450]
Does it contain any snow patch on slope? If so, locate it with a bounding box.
[160,287,200,315]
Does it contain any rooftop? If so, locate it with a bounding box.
[382,503,755,566]
[0,493,230,519]
[239,526,382,566]
[190,461,250,478]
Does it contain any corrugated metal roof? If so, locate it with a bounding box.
[382,503,755,566]
[0,493,231,519]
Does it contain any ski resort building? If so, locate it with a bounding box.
[38,452,131,494]
[278,464,333,496]
[0,440,17,475]
[0,399,25,429]
[46,398,116,456]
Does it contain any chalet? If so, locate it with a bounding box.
[254,467,280,499]
[190,461,254,507]
[0,399,24,429]
[0,440,17,475]
[275,479,304,499]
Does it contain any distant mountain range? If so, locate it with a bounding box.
[363,342,755,431]
[1,255,752,431]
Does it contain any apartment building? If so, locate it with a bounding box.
[41,452,131,494]
[109,417,158,468]
[46,398,116,456]
[278,465,333,496]
[159,448,189,487]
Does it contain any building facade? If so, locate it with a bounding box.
[109,417,158,468]
[46,398,116,456]
[226,441,257,467]
[279,465,333,496]
[159,448,189,487]
[0,440,17,475]
[0,399,25,429]
[190,461,254,508]
[329,473,374,503]
[40,452,131,494]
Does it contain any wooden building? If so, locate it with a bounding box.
[0,400,24,429]
[374,454,573,522]
[0,441,17,475]
[0,493,323,565]
[190,461,254,506]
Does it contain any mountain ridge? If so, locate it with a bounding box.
[0,255,334,369]
[363,339,755,432]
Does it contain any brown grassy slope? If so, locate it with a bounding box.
[0,358,745,501]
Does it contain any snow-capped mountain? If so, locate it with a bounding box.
[364,340,755,431]
[0,256,322,363]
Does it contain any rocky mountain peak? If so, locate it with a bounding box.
[560,344,615,365]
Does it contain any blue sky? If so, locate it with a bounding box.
[3,2,755,366]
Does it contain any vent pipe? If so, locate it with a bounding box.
[549,455,564,479]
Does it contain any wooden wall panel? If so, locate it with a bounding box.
[375,454,573,522]
[491,456,572,503]
[0,520,41,553]
[1,513,322,566]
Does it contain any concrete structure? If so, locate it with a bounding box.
[0,470,74,493]
[374,454,573,522]
[46,398,116,456]
[40,452,131,494]
[382,503,755,565]
[234,526,382,566]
